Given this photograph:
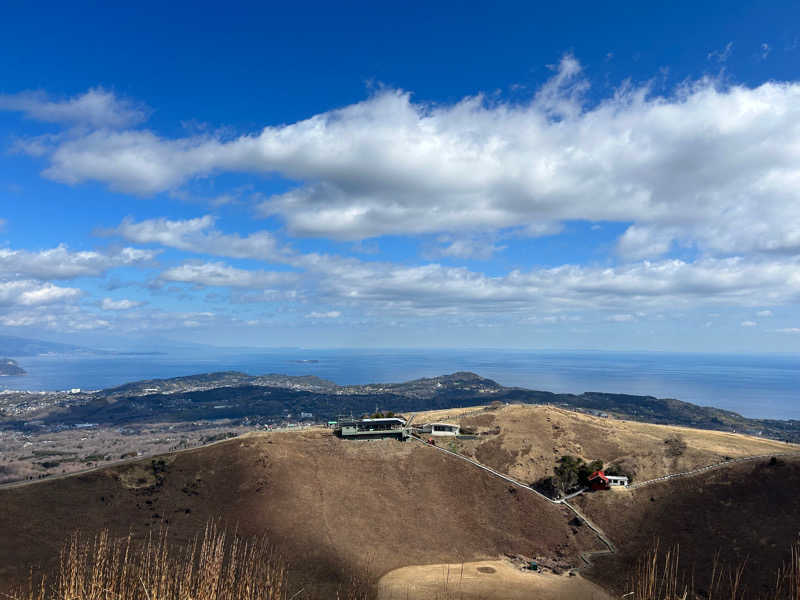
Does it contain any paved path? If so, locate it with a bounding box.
[629,451,800,489]
[408,436,800,569]
[408,435,618,569]
[408,435,557,503]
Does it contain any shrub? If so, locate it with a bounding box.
[664,435,687,457]
[550,455,604,495]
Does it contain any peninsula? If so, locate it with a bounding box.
[0,359,24,376]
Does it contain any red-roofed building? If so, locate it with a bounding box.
[588,470,629,491]
[588,470,609,491]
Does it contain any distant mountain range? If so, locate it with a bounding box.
[0,335,88,357]
[0,335,166,357]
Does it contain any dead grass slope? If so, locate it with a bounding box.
[377,559,612,600]
[415,404,796,484]
[574,456,800,597]
[0,429,601,598]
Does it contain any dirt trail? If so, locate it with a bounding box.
[409,432,800,572]
[408,434,618,573]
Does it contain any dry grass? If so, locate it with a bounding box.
[626,541,800,600]
[7,522,370,600]
[412,404,799,484]
[0,431,594,597]
[377,560,612,600]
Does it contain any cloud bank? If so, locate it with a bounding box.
[11,56,800,263]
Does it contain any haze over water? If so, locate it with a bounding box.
[2,349,799,421]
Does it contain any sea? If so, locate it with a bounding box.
[2,348,799,421]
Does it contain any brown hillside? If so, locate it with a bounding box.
[413,404,797,484]
[0,429,602,599]
[574,456,800,597]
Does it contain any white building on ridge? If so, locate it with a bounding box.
[420,422,460,436]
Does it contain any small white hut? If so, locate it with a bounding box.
[420,422,460,436]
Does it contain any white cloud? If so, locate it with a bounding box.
[741,320,757,327]
[616,225,676,260]
[296,253,800,317]
[761,43,771,60]
[159,261,297,288]
[114,216,285,261]
[101,297,143,310]
[306,311,341,319]
[106,212,800,322]
[607,313,635,322]
[428,235,506,260]
[0,245,158,279]
[0,88,145,128]
[0,280,81,306]
[19,62,800,260]
[708,42,734,63]
[756,309,773,317]
[0,302,115,331]
[776,327,800,334]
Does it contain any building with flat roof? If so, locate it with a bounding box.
[420,422,460,436]
[335,417,408,440]
[588,470,629,490]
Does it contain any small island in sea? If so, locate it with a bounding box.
[0,358,25,376]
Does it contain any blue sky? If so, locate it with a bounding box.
[2,1,800,351]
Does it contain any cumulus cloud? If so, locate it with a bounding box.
[16,60,800,260]
[0,280,81,306]
[757,309,773,317]
[0,302,113,331]
[0,245,158,279]
[132,227,800,319]
[616,225,677,260]
[428,235,506,260]
[101,297,143,310]
[741,320,757,327]
[159,261,297,288]
[114,216,286,261]
[0,88,146,128]
[293,253,800,317]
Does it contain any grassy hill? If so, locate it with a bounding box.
[573,456,800,597]
[3,403,799,599]
[414,403,800,596]
[414,403,797,484]
[0,429,604,599]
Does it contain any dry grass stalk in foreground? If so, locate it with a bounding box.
[11,523,302,600]
[627,541,800,600]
